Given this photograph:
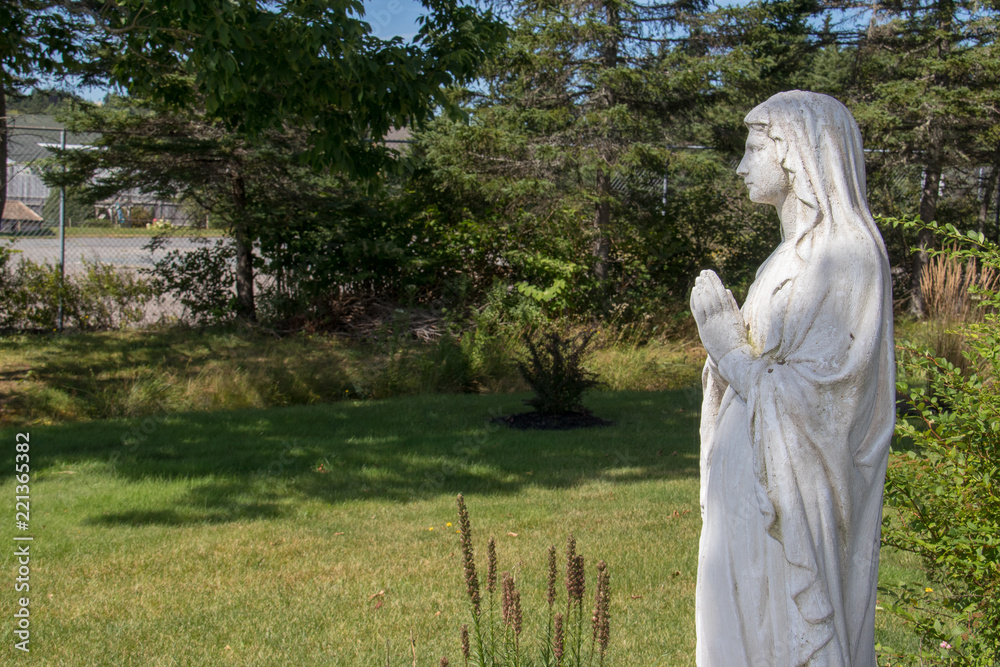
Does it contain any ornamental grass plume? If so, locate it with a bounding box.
[499,570,524,658]
[500,572,522,633]
[456,494,481,615]
[547,544,558,608]
[564,534,587,664]
[452,496,610,666]
[513,588,523,638]
[565,534,578,600]
[460,624,470,666]
[554,612,565,666]
[567,549,586,605]
[592,560,611,663]
[569,554,586,661]
[487,537,498,595]
[501,571,514,624]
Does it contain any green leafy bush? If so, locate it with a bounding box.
[69,260,154,329]
[880,218,1000,666]
[147,238,237,325]
[516,329,602,415]
[0,249,152,330]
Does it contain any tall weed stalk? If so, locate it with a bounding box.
[454,494,611,667]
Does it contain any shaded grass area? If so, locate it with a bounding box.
[0,329,704,427]
[0,391,918,665]
[0,329,366,425]
[1,391,701,665]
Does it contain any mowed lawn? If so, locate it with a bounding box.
[1,390,917,665]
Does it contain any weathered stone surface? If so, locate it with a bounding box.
[690,91,895,666]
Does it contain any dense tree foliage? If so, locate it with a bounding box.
[88,0,507,175]
[409,0,868,321]
[851,0,1000,314]
[52,92,463,324]
[43,0,506,321]
[418,0,720,317]
[52,93,312,320]
[27,0,1000,326]
[0,1,100,217]
[5,88,86,115]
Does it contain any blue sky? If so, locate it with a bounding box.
[362,0,426,41]
[360,0,760,40]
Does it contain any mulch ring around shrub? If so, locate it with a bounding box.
[491,411,614,431]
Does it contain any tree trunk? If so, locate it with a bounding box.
[904,0,961,317]
[996,169,1000,242]
[978,165,995,236]
[1,82,8,225]
[593,166,611,283]
[978,158,1000,239]
[910,156,942,318]
[231,173,257,322]
[590,0,619,288]
[909,0,957,317]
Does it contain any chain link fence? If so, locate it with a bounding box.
[3,118,234,328]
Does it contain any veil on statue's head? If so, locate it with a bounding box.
[744,90,886,260]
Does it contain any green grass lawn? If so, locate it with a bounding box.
[0,391,920,665]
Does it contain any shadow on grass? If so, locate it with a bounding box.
[83,479,291,526]
[86,504,285,526]
[4,389,703,526]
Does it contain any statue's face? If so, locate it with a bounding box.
[736,125,789,206]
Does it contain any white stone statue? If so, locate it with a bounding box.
[690,90,895,666]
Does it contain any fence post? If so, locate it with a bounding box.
[57,128,66,331]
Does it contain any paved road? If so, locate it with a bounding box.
[4,235,249,322]
[5,235,218,272]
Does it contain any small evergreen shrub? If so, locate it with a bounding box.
[516,329,602,414]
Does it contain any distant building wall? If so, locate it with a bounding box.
[5,162,49,216]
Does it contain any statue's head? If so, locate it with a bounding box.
[736,91,873,248]
[736,114,789,207]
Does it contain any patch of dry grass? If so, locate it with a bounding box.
[918,250,999,374]
[0,328,705,427]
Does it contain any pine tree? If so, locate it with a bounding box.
[852,0,1000,314]
[422,0,716,312]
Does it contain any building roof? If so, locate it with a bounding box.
[4,114,99,163]
[382,126,412,144]
[2,201,44,222]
